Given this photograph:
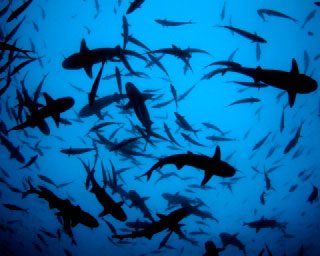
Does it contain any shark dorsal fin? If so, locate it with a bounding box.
[291,59,299,75]
[43,93,54,105]
[213,145,221,160]
[80,39,89,53]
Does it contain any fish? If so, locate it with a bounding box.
[288,184,298,192]
[115,67,122,96]
[127,190,154,222]
[257,9,297,22]
[175,112,200,135]
[102,219,117,235]
[304,50,310,74]
[20,155,38,169]
[137,146,236,186]
[243,216,287,233]
[122,15,129,49]
[206,135,236,142]
[283,122,303,154]
[227,97,261,107]
[126,0,145,15]
[219,232,246,255]
[0,1,10,18]
[60,147,96,156]
[127,34,151,51]
[220,1,226,21]
[202,122,226,136]
[88,61,105,106]
[158,231,173,249]
[280,107,285,133]
[260,191,266,205]
[125,82,153,136]
[62,39,145,78]
[37,174,57,187]
[0,42,33,56]
[82,160,127,221]
[23,179,99,243]
[217,25,267,43]
[301,10,316,29]
[170,83,178,108]
[212,59,318,107]
[3,203,28,213]
[256,42,261,61]
[9,93,75,135]
[0,134,25,163]
[79,93,127,119]
[113,207,190,240]
[203,240,225,256]
[155,19,194,27]
[180,132,206,147]
[7,0,33,23]
[308,184,318,203]
[252,132,271,151]
[264,169,273,191]
[163,123,181,146]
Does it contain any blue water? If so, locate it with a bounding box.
[0,0,319,255]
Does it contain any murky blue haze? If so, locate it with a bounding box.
[0,0,319,255]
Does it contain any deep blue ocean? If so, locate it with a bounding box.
[0,0,320,255]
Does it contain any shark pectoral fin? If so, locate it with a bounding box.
[288,91,296,107]
[38,120,50,135]
[94,110,103,120]
[291,59,299,74]
[84,66,93,79]
[212,145,221,160]
[174,162,184,170]
[201,172,214,186]
[52,113,61,127]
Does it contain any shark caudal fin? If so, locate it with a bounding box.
[288,59,299,107]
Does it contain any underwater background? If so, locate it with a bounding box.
[0,0,320,255]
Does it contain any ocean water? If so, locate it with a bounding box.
[0,0,319,255]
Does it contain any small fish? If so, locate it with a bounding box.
[126,0,145,15]
[89,61,105,106]
[170,83,178,108]
[283,122,303,154]
[227,97,261,107]
[155,19,194,27]
[257,9,297,22]
[3,203,28,213]
[280,107,285,133]
[7,0,33,23]
[20,155,38,169]
[301,9,316,29]
[308,184,318,203]
[180,132,206,147]
[206,135,236,142]
[260,191,266,205]
[252,132,271,151]
[217,25,267,43]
